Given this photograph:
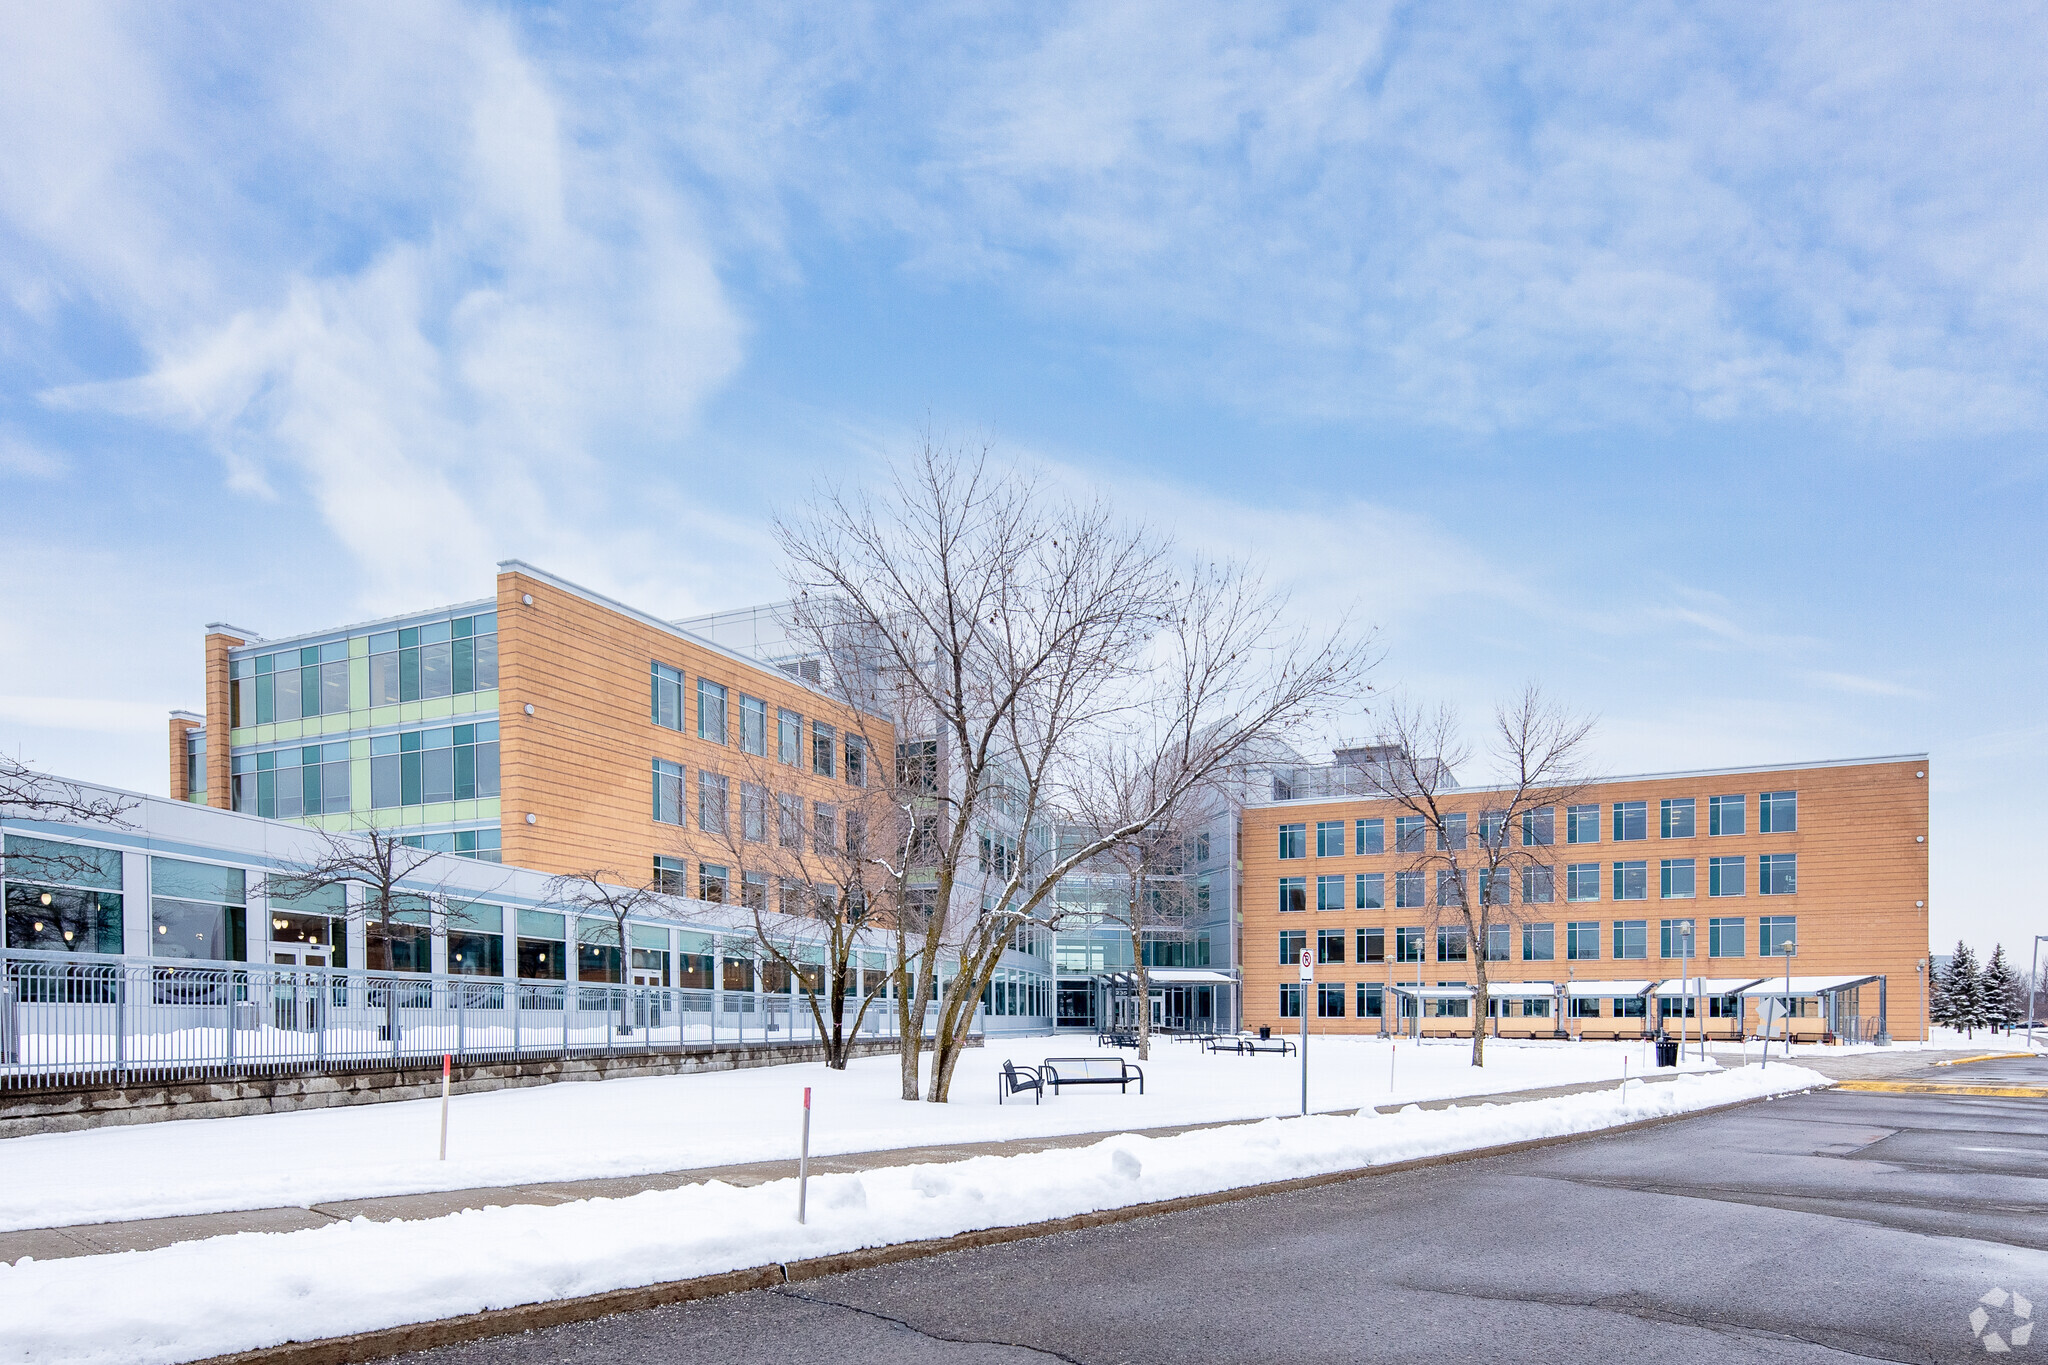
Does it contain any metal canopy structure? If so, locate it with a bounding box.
[1127,968,1238,986]
[1647,977,1766,997]
[1735,974,1879,997]
[1563,980,1657,998]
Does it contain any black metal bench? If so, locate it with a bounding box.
[1042,1056,1145,1095]
[998,1060,1044,1104]
[1207,1035,1297,1057]
[1097,1030,1138,1049]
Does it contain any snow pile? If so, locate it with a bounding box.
[0,1063,1824,1365]
[0,1035,1706,1230]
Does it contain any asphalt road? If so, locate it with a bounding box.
[405,1058,2048,1365]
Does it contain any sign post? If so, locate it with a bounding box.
[1298,947,1313,1116]
[798,1086,813,1223]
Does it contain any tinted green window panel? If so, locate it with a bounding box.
[453,638,475,693]
[401,752,423,806]
[399,647,421,702]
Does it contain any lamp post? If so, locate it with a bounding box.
[2028,935,2047,1053]
[1676,918,1696,1063]
[1778,939,1798,1059]
[1917,958,1927,1046]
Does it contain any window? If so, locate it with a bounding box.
[1478,868,1509,906]
[1566,863,1600,902]
[739,696,768,756]
[1278,877,1307,913]
[1318,928,1346,964]
[1436,926,1467,961]
[1357,927,1385,962]
[1569,997,1601,1019]
[813,803,837,854]
[1759,853,1797,895]
[1356,818,1385,855]
[653,759,685,826]
[776,793,804,849]
[1522,865,1555,904]
[653,856,687,895]
[1278,824,1306,859]
[1479,810,1506,849]
[1660,858,1696,898]
[741,871,768,913]
[1761,916,1794,961]
[778,709,804,766]
[1435,868,1464,907]
[1355,872,1385,910]
[238,740,357,817]
[1395,816,1426,853]
[1760,790,1798,833]
[1196,832,1211,863]
[1316,821,1346,857]
[1523,922,1555,961]
[741,783,768,842]
[1317,874,1346,911]
[1567,804,1600,844]
[844,735,866,786]
[811,722,835,777]
[1566,921,1600,960]
[1279,983,1303,1018]
[352,723,497,814]
[652,663,684,731]
[1661,797,1696,839]
[1485,924,1510,961]
[1659,918,1698,959]
[1709,916,1745,958]
[4,837,123,954]
[698,771,729,834]
[1709,856,1746,897]
[697,679,728,743]
[149,857,247,963]
[1612,801,1646,842]
[1709,794,1746,836]
[185,734,206,799]
[1438,813,1467,852]
[1279,930,1306,964]
[699,863,729,903]
[1612,860,1647,901]
[1318,982,1346,1017]
[1395,870,1425,908]
[1357,982,1385,1018]
[1395,926,1425,962]
[1612,920,1647,959]
[1614,996,1647,1019]
[1522,806,1554,846]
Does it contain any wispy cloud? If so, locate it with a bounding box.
[0,429,65,479]
[1799,669,1928,700]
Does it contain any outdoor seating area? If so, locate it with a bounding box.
[1204,1033,1298,1057]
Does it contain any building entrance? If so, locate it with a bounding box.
[269,945,329,1030]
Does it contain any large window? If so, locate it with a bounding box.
[1566,920,1600,960]
[1659,918,1698,959]
[1316,875,1346,911]
[1709,916,1745,958]
[1759,915,1797,957]
[1522,864,1556,904]
[1316,821,1346,857]
[1395,926,1425,962]
[652,663,684,731]
[1356,872,1385,910]
[1612,860,1648,901]
[698,771,729,834]
[1709,794,1746,836]
[149,857,246,962]
[3,835,124,953]
[1436,926,1467,961]
[1317,928,1346,963]
[1612,801,1647,842]
[1357,982,1385,1018]
[1567,804,1600,844]
[1278,824,1306,859]
[1523,922,1555,961]
[739,695,768,756]
[844,735,866,786]
[653,759,686,825]
[354,614,497,712]
[1709,855,1745,897]
[1395,870,1424,908]
[779,709,804,766]
[1566,863,1600,902]
[742,783,769,842]
[1279,929,1306,964]
[1437,813,1467,852]
[1760,790,1798,833]
[1612,919,1647,960]
[1395,816,1426,853]
[1279,983,1303,1018]
[1661,798,1695,839]
[1478,868,1509,906]
[517,909,566,980]
[699,863,730,903]
[777,793,804,848]
[1356,818,1385,855]
[653,855,687,895]
[697,679,728,744]
[1278,877,1307,913]
[812,721,836,777]
[1661,858,1696,898]
[1357,927,1385,962]
[1759,853,1797,895]
[1317,982,1346,1017]
[1522,806,1555,847]
[361,724,500,811]
[185,734,206,801]
[234,741,354,817]
[1485,924,1510,961]
[1435,868,1464,907]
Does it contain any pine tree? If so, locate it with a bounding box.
[1942,941,1985,1039]
[1983,945,2023,1035]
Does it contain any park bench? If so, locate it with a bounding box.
[1208,1035,1297,1057]
[1041,1056,1146,1095]
[1097,1030,1138,1049]
[998,1060,1044,1105]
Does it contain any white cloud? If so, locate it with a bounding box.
[0,429,65,479]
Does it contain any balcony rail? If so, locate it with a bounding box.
[0,950,966,1092]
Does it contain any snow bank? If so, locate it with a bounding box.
[0,1063,1825,1365]
[0,1035,1707,1230]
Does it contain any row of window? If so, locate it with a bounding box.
[1281,915,1796,966]
[230,724,503,817]
[229,614,499,724]
[1276,984,1788,1020]
[1279,792,1797,860]
[1279,854,1795,912]
[651,762,862,852]
[650,665,866,784]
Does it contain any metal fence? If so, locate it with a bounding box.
[0,950,965,1091]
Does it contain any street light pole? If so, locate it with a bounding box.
[2028,935,2046,1053]
[1780,940,1798,1059]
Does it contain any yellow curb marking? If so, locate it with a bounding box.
[1834,1080,2048,1098]
[1931,1052,2037,1067]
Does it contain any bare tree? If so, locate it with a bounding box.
[266,829,456,1043]
[780,441,1374,1101]
[1376,688,1596,1068]
[544,870,663,1036]
[0,756,137,885]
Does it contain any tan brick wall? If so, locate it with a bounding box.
[493,568,893,882]
[167,716,201,801]
[200,632,243,809]
[1238,757,1931,1041]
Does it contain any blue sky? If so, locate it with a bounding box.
[2,2,2043,954]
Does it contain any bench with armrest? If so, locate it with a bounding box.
[1206,1035,1297,1056]
[1041,1056,1145,1095]
[998,1060,1044,1104]
[1097,1030,1138,1049]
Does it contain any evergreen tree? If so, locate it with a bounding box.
[1983,945,2023,1034]
[1941,941,1984,1039]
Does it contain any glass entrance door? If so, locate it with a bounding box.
[270,945,329,1030]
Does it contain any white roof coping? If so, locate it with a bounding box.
[1647,977,1766,996]
[1564,980,1658,997]
[1139,968,1238,985]
[1736,974,1880,997]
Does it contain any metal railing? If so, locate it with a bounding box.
[0,951,967,1091]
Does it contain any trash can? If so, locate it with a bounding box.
[1654,1036,1680,1068]
[1259,1026,1271,1040]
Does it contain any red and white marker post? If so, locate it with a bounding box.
[797,1086,813,1223]
[438,1054,452,1161]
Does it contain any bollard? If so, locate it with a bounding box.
[797,1086,813,1223]
[438,1054,451,1160]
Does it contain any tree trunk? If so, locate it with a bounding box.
[897,960,929,1100]
[1132,917,1151,1061]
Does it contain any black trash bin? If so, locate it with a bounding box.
[1654,1036,1679,1068]
[1259,1026,1271,1040]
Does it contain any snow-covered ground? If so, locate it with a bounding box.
[0,1063,1827,1365]
[0,1035,1709,1232]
